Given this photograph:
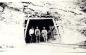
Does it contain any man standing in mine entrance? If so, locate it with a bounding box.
[41,27,48,42]
[35,26,41,43]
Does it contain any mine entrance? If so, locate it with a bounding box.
[25,18,57,43]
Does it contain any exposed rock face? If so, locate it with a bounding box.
[0,0,86,47]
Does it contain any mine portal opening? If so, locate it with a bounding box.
[25,18,56,43]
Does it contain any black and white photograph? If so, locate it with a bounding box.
[0,0,86,55]
[25,18,59,43]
